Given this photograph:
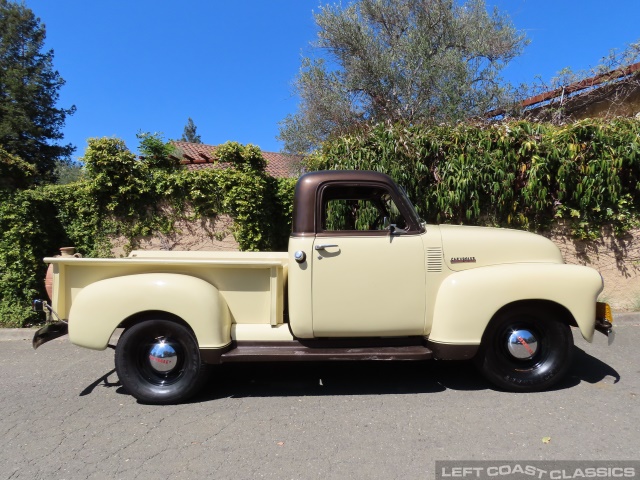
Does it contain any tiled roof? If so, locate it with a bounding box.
[171,141,303,178]
[487,61,640,118]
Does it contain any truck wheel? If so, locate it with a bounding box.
[115,319,209,404]
[476,307,574,392]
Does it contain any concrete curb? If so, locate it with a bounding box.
[609,312,640,323]
[0,328,38,341]
[1,313,638,341]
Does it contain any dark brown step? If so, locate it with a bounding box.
[220,343,432,363]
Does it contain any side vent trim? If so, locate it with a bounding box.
[427,247,443,273]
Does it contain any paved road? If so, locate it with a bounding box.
[1,317,639,480]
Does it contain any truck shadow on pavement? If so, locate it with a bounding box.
[190,346,620,402]
[561,346,620,388]
[78,346,620,402]
[80,368,120,396]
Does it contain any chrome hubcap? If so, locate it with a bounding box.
[506,329,538,360]
[148,339,178,373]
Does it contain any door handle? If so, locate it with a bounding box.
[315,244,339,250]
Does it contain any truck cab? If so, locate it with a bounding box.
[288,170,430,339]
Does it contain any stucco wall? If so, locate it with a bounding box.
[546,225,640,311]
[111,214,239,257]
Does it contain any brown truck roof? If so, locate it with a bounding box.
[291,170,423,236]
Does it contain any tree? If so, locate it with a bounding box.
[0,146,35,190]
[0,0,75,185]
[278,0,527,153]
[180,117,202,143]
[54,160,83,184]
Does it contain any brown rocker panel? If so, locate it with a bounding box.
[219,343,433,362]
[200,339,479,364]
[207,337,432,363]
[426,341,479,360]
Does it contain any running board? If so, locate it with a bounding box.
[220,342,433,363]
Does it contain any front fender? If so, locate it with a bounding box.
[429,263,603,345]
[68,273,231,350]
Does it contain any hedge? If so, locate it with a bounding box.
[308,118,640,237]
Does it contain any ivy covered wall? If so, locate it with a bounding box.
[0,137,295,327]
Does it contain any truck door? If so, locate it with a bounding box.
[311,183,426,337]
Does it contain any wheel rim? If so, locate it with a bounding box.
[137,335,186,386]
[148,339,179,373]
[496,321,549,371]
[506,328,538,360]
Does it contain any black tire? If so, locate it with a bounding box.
[476,307,574,392]
[115,319,209,404]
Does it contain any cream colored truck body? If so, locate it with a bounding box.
[36,170,612,401]
[46,217,604,353]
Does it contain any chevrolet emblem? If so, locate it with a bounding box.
[450,257,476,264]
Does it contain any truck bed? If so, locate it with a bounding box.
[45,251,289,328]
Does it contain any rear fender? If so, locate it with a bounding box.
[429,263,603,345]
[68,273,231,350]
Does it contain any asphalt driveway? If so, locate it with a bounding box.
[1,315,638,480]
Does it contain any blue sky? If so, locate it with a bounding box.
[26,0,640,160]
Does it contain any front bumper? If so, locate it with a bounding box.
[595,302,615,345]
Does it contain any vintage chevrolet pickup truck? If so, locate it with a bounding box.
[33,170,614,404]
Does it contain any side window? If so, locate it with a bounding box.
[324,198,381,231]
[320,186,407,232]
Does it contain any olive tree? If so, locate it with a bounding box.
[279,0,527,153]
